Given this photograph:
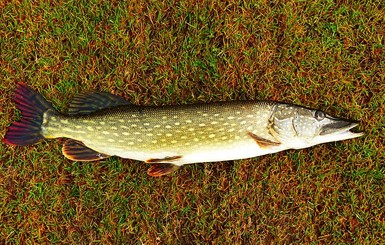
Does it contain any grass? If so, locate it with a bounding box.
[1,0,384,243]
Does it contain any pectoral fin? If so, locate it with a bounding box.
[247,132,281,148]
[62,139,110,161]
[147,163,180,177]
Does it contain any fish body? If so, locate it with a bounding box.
[3,83,363,176]
[43,101,284,164]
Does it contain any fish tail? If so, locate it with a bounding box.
[3,82,57,146]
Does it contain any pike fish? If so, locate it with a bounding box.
[3,83,363,177]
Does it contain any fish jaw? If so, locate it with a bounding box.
[314,119,364,145]
[292,116,363,149]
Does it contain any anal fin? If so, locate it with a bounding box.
[147,163,180,177]
[62,139,109,161]
[247,132,281,148]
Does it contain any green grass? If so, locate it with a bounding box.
[1,0,384,243]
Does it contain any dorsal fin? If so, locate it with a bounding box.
[68,91,131,115]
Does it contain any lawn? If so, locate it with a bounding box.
[1,0,384,243]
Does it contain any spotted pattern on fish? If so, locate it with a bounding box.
[4,83,363,178]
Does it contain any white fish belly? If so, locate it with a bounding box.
[85,138,288,166]
[173,141,287,165]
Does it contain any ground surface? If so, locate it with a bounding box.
[0,0,384,244]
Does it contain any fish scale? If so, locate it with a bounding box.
[3,83,363,177]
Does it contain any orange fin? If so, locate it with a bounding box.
[145,155,182,163]
[147,163,180,177]
[247,132,281,148]
[62,139,109,161]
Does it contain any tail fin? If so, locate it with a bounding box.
[3,83,56,146]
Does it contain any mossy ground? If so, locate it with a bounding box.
[1,0,384,244]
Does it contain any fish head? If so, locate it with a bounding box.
[271,104,364,149]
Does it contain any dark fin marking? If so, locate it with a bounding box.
[145,155,183,163]
[68,91,131,115]
[3,82,57,146]
[62,139,109,161]
[247,132,281,148]
[147,163,180,177]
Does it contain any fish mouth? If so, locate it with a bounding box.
[320,117,364,139]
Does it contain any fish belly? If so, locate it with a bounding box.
[82,137,286,166]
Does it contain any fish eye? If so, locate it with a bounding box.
[315,110,325,121]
